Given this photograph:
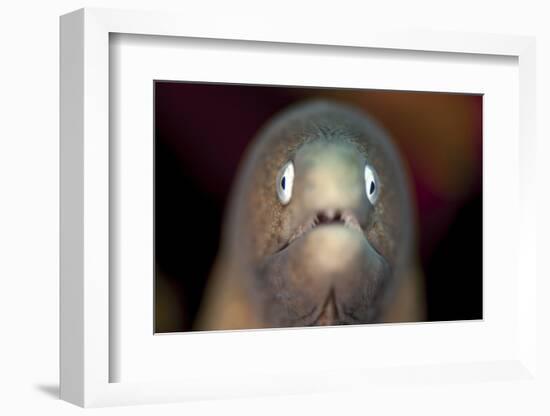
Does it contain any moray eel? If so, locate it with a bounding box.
[196,100,424,330]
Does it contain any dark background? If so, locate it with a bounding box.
[154,82,483,333]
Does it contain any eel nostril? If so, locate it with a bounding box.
[316,210,344,224]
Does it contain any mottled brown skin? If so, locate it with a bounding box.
[196,100,424,330]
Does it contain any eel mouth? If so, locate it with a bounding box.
[276,209,363,253]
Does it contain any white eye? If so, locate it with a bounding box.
[364,164,379,204]
[277,161,294,205]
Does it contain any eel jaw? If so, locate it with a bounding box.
[261,209,387,327]
[312,289,340,325]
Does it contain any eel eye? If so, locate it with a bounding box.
[364,164,379,204]
[277,161,294,205]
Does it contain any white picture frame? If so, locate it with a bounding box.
[60,7,537,408]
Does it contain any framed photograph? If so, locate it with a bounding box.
[60,8,537,407]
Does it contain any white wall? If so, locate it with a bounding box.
[1,0,548,414]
